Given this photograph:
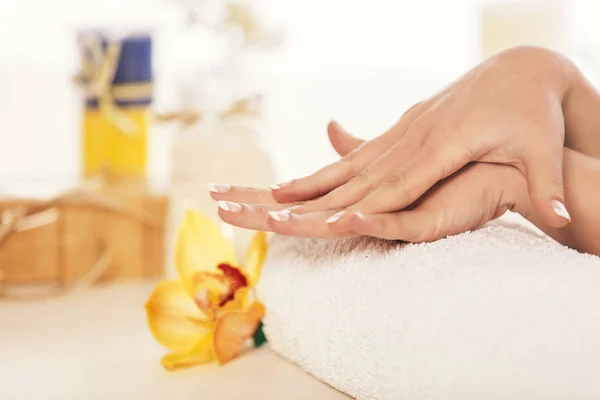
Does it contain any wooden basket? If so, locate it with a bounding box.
[0,192,168,288]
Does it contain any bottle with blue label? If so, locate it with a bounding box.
[76,30,153,184]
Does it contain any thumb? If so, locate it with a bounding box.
[524,145,571,228]
[327,120,365,157]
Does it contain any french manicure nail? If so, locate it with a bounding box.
[208,183,231,193]
[270,181,292,190]
[283,205,301,213]
[218,201,242,213]
[268,211,291,222]
[551,199,571,222]
[326,211,346,224]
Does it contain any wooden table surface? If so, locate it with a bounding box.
[0,281,349,400]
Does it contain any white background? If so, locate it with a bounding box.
[0,0,598,191]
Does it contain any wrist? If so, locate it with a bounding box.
[499,46,578,98]
[562,61,600,158]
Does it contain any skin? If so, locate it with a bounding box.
[267,46,578,228]
[562,63,600,159]
[211,138,600,257]
[210,46,600,257]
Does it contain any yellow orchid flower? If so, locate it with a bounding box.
[145,209,267,371]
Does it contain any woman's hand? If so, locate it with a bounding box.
[267,46,577,228]
[211,164,524,243]
[210,131,527,243]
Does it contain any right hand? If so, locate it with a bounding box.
[211,123,529,243]
[268,46,575,228]
[325,123,529,241]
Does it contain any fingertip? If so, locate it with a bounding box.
[208,183,231,194]
[208,183,230,201]
[270,181,297,202]
[531,195,571,228]
[327,120,347,137]
[210,191,230,201]
[327,119,340,133]
[269,181,292,191]
[523,146,568,228]
[550,198,571,226]
[267,210,291,223]
[271,179,323,204]
[325,210,346,224]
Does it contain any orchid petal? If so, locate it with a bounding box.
[213,302,265,365]
[160,334,215,371]
[145,280,213,352]
[243,231,268,286]
[175,209,238,293]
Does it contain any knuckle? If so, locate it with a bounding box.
[431,121,460,139]
[340,151,357,164]
[339,154,362,176]
[309,182,322,197]
[382,172,412,206]
[400,101,423,119]
[383,172,405,188]
[251,204,269,216]
[351,168,374,189]
[406,119,428,137]
[314,194,342,211]
[428,140,472,178]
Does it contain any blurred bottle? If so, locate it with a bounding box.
[76,30,153,187]
[165,102,275,276]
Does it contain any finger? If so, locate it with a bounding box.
[267,211,357,239]
[292,132,422,215]
[217,200,354,238]
[327,120,365,156]
[270,133,393,203]
[342,210,441,242]
[212,122,364,207]
[209,185,277,204]
[523,143,570,228]
[216,201,293,231]
[270,103,426,203]
[348,142,472,214]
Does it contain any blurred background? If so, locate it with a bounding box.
[1,0,600,397]
[1,0,600,289]
[1,0,599,184]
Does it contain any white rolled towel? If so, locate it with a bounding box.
[258,216,600,400]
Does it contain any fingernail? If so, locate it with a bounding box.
[270,181,292,190]
[551,199,571,222]
[355,212,366,220]
[326,210,346,224]
[268,211,291,222]
[208,183,231,193]
[283,205,301,213]
[218,201,242,213]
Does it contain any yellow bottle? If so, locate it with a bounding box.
[77,30,153,185]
